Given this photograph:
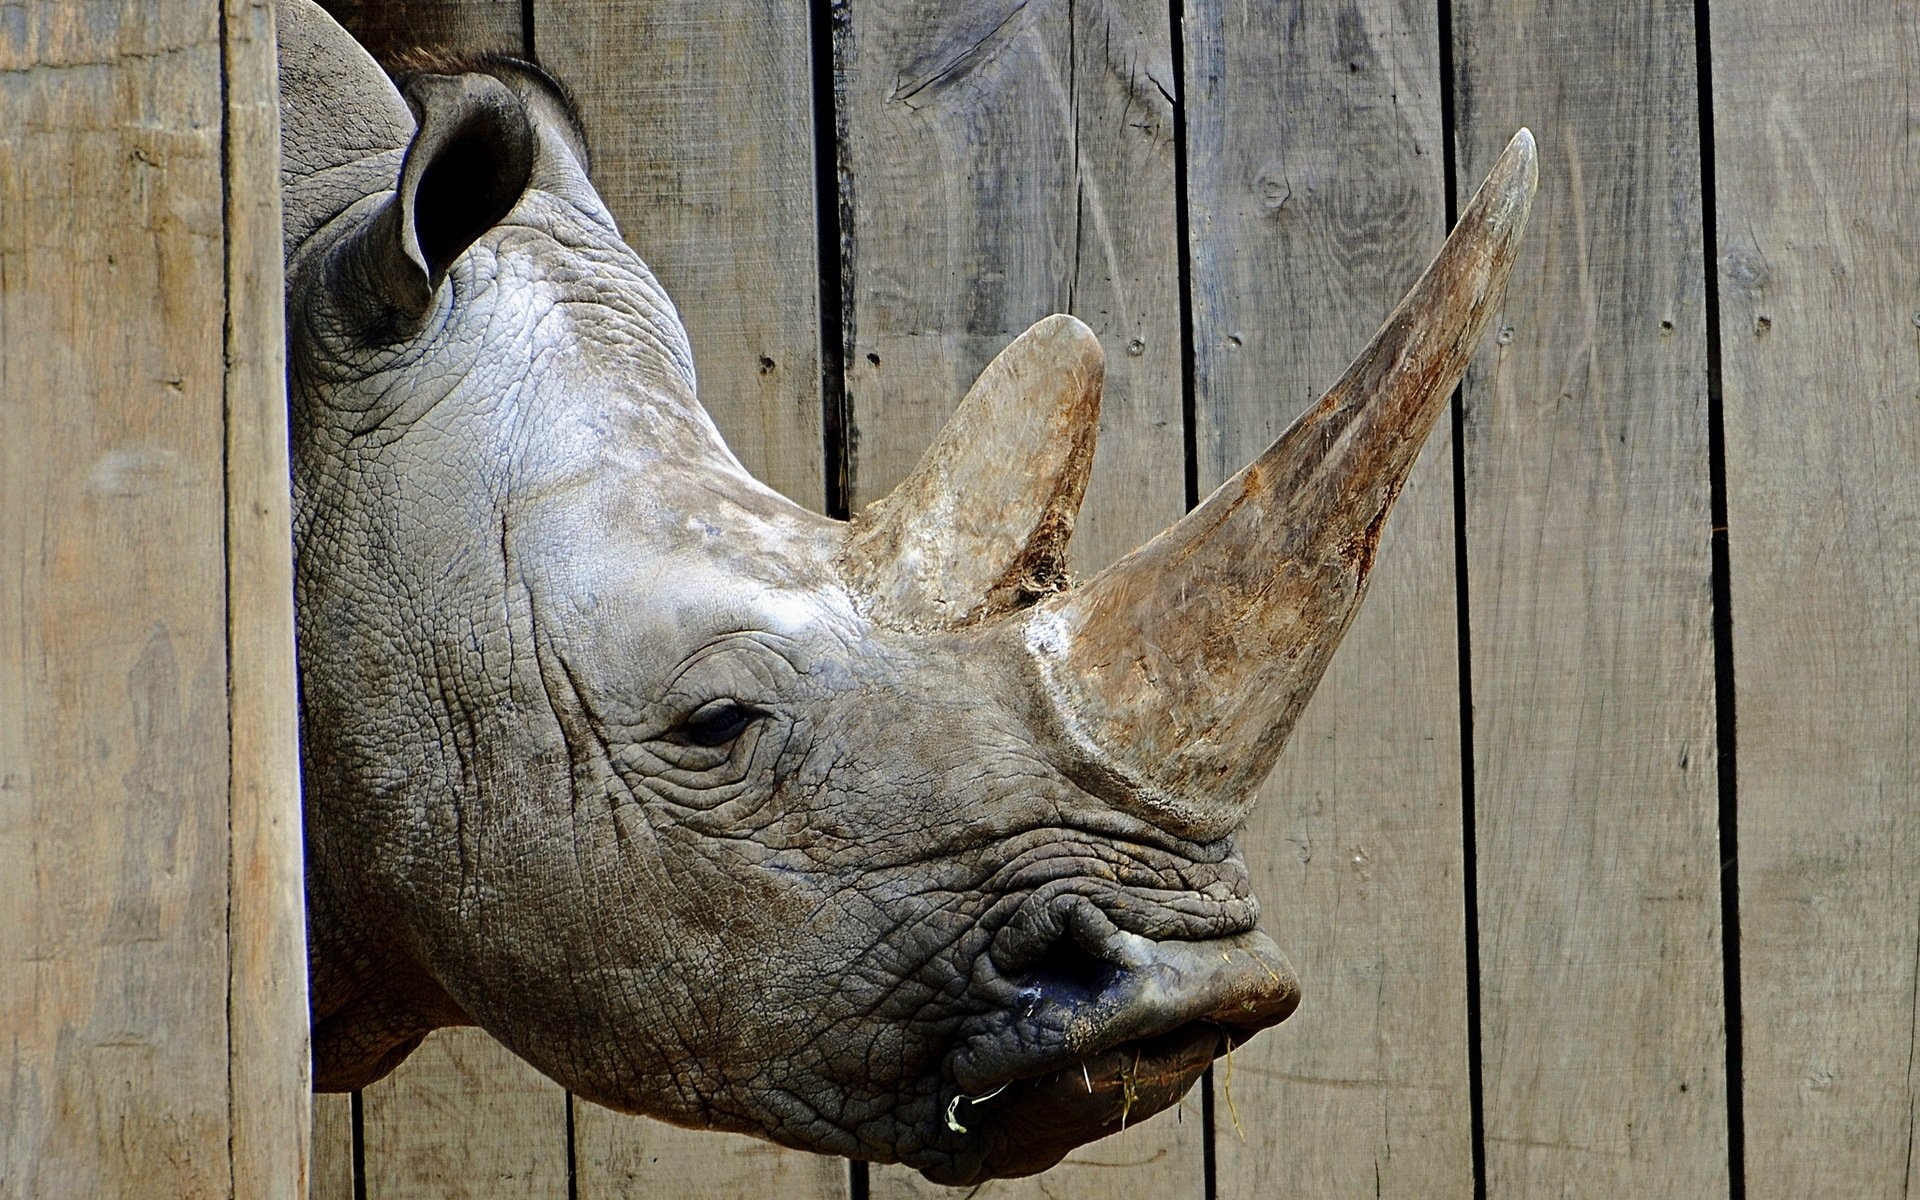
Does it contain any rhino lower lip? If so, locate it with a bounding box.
[925,1022,1229,1185]
[953,1020,1223,1130]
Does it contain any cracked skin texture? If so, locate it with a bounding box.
[279,0,1530,1182]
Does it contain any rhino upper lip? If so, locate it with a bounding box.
[981,879,1254,979]
[947,892,1296,1099]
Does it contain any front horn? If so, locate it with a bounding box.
[1027,129,1538,841]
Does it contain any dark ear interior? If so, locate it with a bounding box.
[329,72,536,331]
[398,72,536,289]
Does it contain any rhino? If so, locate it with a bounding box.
[278,0,1533,1184]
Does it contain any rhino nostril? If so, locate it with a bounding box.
[1018,932,1116,1004]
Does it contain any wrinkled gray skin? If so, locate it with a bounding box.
[281,4,1299,1185]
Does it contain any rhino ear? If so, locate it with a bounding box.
[842,315,1104,629]
[333,72,537,325]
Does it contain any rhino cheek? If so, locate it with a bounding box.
[526,855,965,1149]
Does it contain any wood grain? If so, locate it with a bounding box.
[837,0,1188,575]
[535,0,827,510]
[361,1029,570,1200]
[317,0,523,62]
[312,1094,357,1200]
[1710,3,1920,1193]
[1452,2,1728,1194]
[308,1086,355,1194]
[1182,2,1472,1196]
[2,4,241,1194]
[836,1,1193,1195]
[572,1116,850,1200]
[225,2,311,1197]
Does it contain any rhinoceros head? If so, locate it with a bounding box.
[278,0,1532,1184]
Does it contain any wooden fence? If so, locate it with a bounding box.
[0,3,307,1197]
[5,1,1915,1197]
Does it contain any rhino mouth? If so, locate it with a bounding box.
[916,894,1298,1185]
[930,1021,1230,1184]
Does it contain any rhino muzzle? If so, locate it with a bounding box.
[931,897,1297,1183]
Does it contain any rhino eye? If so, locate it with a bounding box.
[680,699,757,748]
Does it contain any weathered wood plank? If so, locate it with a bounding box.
[226,3,311,1198]
[838,0,1188,574]
[572,1118,849,1200]
[317,0,523,62]
[312,1094,357,1200]
[361,1029,571,1200]
[2,4,237,1195]
[1452,3,1727,1193]
[306,1071,357,1194]
[1710,4,1920,1193]
[837,2,1193,1195]
[535,0,827,510]
[530,2,840,1192]
[307,1105,357,1198]
[1182,2,1471,1196]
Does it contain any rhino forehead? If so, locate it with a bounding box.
[748,587,848,640]
[516,521,862,676]
[546,565,858,657]
[435,214,702,427]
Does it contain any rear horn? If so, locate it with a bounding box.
[842,314,1104,629]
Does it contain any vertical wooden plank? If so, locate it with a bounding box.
[226,2,311,1197]
[1183,3,1472,1197]
[840,2,1192,1195]
[1053,0,1190,577]
[1712,4,1920,1193]
[1453,2,1727,1194]
[838,0,1188,573]
[310,1107,354,1199]
[572,1122,847,1200]
[530,2,839,1193]
[534,0,826,510]
[1,4,234,1195]
[316,0,524,62]
[312,1094,358,1200]
[362,1029,570,1200]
